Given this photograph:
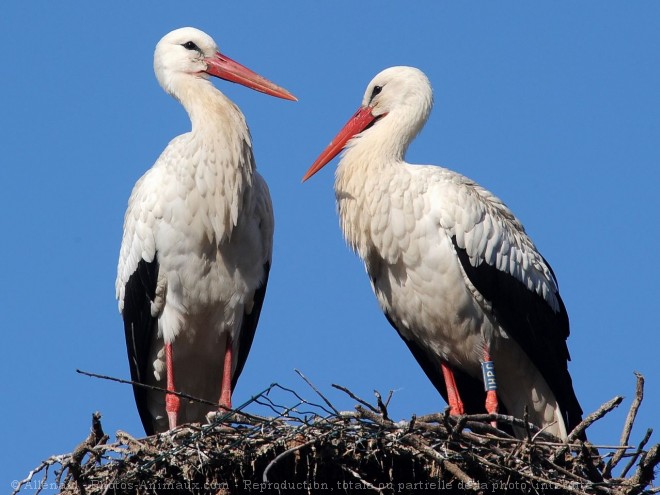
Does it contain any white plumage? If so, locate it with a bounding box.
[303,66,582,440]
[116,27,295,435]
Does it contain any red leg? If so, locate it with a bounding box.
[165,342,180,430]
[218,336,233,410]
[441,361,465,415]
[482,349,498,427]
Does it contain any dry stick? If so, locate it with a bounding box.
[384,389,394,408]
[76,369,217,407]
[452,415,469,436]
[570,395,624,443]
[374,390,390,420]
[522,406,533,442]
[462,420,512,439]
[625,444,660,495]
[78,369,275,428]
[407,414,417,434]
[294,369,341,416]
[13,414,108,495]
[399,434,477,489]
[402,420,450,439]
[355,405,395,428]
[11,455,68,495]
[604,373,644,478]
[262,434,327,482]
[417,411,550,440]
[342,466,386,494]
[66,412,109,492]
[477,453,590,495]
[619,428,653,479]
[543,456,597,486]
[116,430,159,456]
[332,383,380,414]
[478,437,605,495]
[550,395,623,463]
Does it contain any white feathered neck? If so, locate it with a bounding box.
[163,74,256,240]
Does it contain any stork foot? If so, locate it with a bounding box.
[165,393,180,430]
[218,393,232,411]
[206,409,231,425]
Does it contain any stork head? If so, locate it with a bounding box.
[302,66,433,182]
[361,66,433,121]
[154,27,296,101]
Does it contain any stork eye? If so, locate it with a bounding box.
[182,41,200,51]
[370,85,383,100]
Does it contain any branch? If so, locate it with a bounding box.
[332,383,380,414]
[569,395,623,443]
[620,428,653,479]
[550,395,623,463]
[604,373,644,477]
[624,443,660,495]
[294,369,341,416]
[76,369,217,407]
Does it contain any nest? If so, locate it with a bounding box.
[13,372,659,495]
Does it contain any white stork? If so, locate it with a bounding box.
[302,66,582,440]
[116,27,296,435]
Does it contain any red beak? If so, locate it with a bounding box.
[302,106,377,182]
[205,52,297,101]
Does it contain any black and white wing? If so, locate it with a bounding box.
[442,171,583,434]
[116,171,162,436]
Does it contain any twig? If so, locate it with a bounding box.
[294,369,341,416]
[116,430,158,455]
[407,414,417,434]
[620,428,653,479]
[66,412,109,492]
[624,443,660,495]
[468,450,590,495]
[355,405,395,428]
[262,435,324,482]
[384,389,394,408]
[451,415,469,436]
[76,369,217,407]
[342,466,386,494]
[570,395,623,443]
[374,390,390,421]
[332,383,380,414]
[523,405,533,442]
[418,411,547,439]
[604,373,644,477]
[11,455,68,495]
[551,396,623,463]
[400,434,476,488]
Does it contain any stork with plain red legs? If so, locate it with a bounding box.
[302,66,582,440]
[116,27,296,435]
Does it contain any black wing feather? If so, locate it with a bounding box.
[121,255,159,436]
[231,262,270,390]
[451,236,584,436]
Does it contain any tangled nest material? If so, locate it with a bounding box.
[13,372,659,495]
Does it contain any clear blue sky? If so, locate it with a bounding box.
[3,2,659,488]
